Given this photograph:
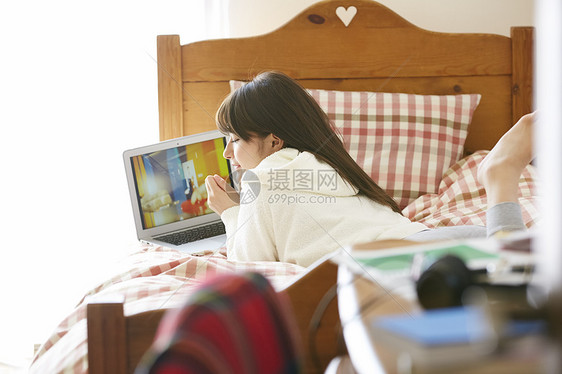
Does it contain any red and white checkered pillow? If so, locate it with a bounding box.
[230,81,481,209]
[307,89,481,209]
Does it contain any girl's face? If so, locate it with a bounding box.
[223,134,277,171]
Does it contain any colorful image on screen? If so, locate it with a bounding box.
[131,138,229,229]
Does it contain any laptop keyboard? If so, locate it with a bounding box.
[156,222,226,246]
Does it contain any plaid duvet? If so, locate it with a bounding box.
[30,247,304,373]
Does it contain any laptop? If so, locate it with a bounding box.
[123,130,233,253]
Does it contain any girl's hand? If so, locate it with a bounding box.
[205,174,240,215]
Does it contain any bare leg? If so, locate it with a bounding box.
[477,112,535,207]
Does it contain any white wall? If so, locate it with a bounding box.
[0,0,535,369]
[0,0,214,367]
[227,0,534,38]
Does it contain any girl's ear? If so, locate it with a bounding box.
[269,133,284,151]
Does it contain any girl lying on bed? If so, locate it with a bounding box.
[205,71,534,267]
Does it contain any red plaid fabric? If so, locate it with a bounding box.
[135,272,301,374]
[402,151,539,228]
[230,81,480,209]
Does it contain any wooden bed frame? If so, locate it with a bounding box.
[88,1,534,373]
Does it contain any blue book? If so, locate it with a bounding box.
[374,307,490,346]
[371,306,544,367]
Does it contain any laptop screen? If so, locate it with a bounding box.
[129,137,230,229]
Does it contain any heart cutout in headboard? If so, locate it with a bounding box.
[335,6,357,27]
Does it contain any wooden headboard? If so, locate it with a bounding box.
[157,0,533,154]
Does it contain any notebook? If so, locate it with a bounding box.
[123,130,233,253]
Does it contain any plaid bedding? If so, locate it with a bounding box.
[30,247,305,373]
[30,152,540,374]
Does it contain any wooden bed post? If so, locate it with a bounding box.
[511,27,535,124]
[87,300,168,373]
[157,35,184,141]
[87,302,127,374]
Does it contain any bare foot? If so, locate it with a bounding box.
[477,112,535,207]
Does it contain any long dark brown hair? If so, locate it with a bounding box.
[216,71,402,213]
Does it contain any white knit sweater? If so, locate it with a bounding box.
[221,148,426,267]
